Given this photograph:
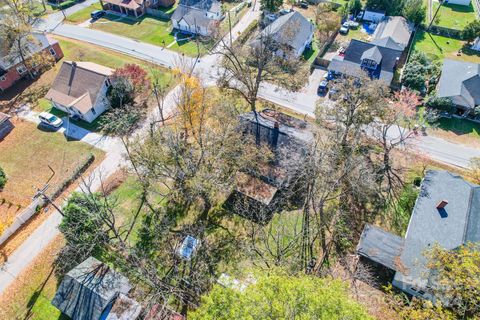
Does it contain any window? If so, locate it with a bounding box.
[16,65,27,75]
[91,107,97,115]
[418,290,425,295]
[411,287,417,292]
[0,75,6,82]
[105,78,111,87]
[49,47,56,56]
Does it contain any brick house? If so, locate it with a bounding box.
[0,33,63,93]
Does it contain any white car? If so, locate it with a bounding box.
[39,112,63,128]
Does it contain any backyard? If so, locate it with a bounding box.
[431,1,478,30]
[411,30,480,63]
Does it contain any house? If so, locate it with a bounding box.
[437,59,480,111]
[0,33,63,93]
[360,9,386,22]
[328,39,402,86]
[0,112,14,140]
[445,0,470,5]
[253,11,314,58]
[52,257,142,320]
[472,37,480,51]
[357,170,480,301]
[371,16,414,51]
[225,109,313,223]
[45,61,114,123]
[100,0,175,18]
[171,0,223,36]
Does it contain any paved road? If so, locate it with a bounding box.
[34,0,99,32]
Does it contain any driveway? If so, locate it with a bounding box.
[33,0,99,32]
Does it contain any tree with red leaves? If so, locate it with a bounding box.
[112,63,151,96]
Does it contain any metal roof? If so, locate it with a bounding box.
[357,224,405,271]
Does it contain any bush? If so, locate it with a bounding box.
[402,52,439,92]
[51,0,76,10]
[0,166,7,190]
[425,96,456,114]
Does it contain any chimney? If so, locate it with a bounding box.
[272,121,279,148]
[436,200,448,209]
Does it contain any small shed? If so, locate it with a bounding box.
[0,112,13,140]
[361,9,386,22]
[52,257,134,320]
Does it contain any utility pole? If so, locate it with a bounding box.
[33,165,65,216]
[428,0,444,30]
[228,10,232,45]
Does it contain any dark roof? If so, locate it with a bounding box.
[328,39,402,85]
[361,46,383,64]
[52,257,132,320]
[259,12,314,53]
[357,224,405,271]
[372,16,413,50]
[0,112,10,125]
[437,59,480,109]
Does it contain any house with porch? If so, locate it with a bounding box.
[357,170,480,301]
[0,32,63,93]
[224,109,313,223]
[45,61,114,123]
[171,0,223,36]
[100,0,174,18]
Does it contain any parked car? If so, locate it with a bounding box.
[317,80,329,95]
[339,26,349,35]
[279,8,293,15]
[90,10,106,20]
[338,46,346,55]
[265,13,277,23]
[300,1,308,8]
[343,20,359,29]
[39,112,63,128]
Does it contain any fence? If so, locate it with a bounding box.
[427,25,464,40]
[0,153,95,247]
[146,8,172,19]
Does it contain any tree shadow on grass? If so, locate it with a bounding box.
[444,2,475,13]
[437,117,480,136]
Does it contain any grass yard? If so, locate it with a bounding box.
[90,14,210,56]
[436,117,480,138]
[65,1,102,23]
[338,28,373,43]
[0,120,104,207]
[0,236,67,320]
[411,30,480,63]
[431,1,478,30]
[303,38,321,63]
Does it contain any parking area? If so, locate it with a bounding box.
[305,67,327,95]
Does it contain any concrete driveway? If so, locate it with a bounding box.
[305,67,326,95]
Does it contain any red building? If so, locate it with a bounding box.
[0,33,63,93]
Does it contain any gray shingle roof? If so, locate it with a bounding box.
[437,59,480,109]
[361,46,383,64]
[394,170,480,289]
[259,12,314,53]
[171,5,213,29]
[372,16,414,50]
[52,257,132,320]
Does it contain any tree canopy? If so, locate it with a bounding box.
[190,272,372,320]
[462,20,480,43]
[402,0,426,25]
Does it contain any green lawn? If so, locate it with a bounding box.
[303,38,320,63]
[337,28,373,42]
[437,117,480,138]
[90,14,209,56]
[431,2,477,30]
[65,1,102,23]
[411,30,480,63]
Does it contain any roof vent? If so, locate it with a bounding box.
[436,200,448,209]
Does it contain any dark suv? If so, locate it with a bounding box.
[91,10,106,20]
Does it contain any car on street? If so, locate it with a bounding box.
[91,10,106,20]
[300,1,308,8]
[317,80,329,95]
[39,112,63,128]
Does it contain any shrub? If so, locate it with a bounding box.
[0,166,7,190]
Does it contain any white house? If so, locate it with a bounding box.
[171,0,223,36]
[45,61,114,123]
[252,12,314,58]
